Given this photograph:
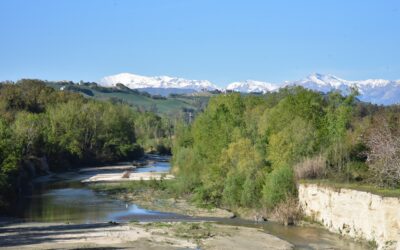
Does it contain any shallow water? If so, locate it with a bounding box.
[18,159,184,223]
[219,220,368,250]
[134,161,170,173]
[16,156,368,249]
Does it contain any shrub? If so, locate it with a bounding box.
[156,144,171,155]
[345,161,369,181]
[325,141,349,174]
[119,143,144,160]
[366,117,400,187]
[171,148,202,196]
[222,172,245,207]
[240,170,265,208]
[271,196,302,226]
[262,165,297,209]
[294,155,326,180]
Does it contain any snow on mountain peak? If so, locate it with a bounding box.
[290,73,352,92]
[226,80,280,93]
[100,73,219,91]
[299,73,393,89]
[288,74,400,105]
[226,73,400,105]
[99,72,400,105]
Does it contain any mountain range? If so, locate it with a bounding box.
[100,73,217,91]
[99,73,400,105]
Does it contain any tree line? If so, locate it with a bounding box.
[172,86,400,214]
[0,79,172,212]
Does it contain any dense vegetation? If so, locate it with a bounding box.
[0,79,172,212]
[172,87,400,214]
[46,80,211,116]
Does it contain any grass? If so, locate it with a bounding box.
[139,222,173,228]
[90,178,176,197]
[173,222,214,240]
[137,222,215,243]
[300,179,400,198]
[89,90,196,114]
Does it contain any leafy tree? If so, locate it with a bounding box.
[13,112,46,156]
[262,165,297,209]
[0,119,21,210]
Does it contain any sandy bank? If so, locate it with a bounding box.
[120,192,235,219]
[78,164,135,173]
[0,222,293,250]
[202,224,293,250]
[82,171,175,183]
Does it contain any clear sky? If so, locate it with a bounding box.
[0,0,399,87]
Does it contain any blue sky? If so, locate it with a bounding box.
[0,0,399,87]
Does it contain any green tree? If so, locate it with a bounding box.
[262,165,297,209]
[0,119,21,210]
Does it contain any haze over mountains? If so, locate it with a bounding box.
[100,73,400,105]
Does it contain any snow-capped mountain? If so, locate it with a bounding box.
[289,73,393,92]
[100,72,400,105]
[227,73,400,105]
[226,80,280,93]
[100,73,218,92]
[287,73,400,105]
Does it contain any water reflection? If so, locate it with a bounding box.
[23,184,142,223]
[262,222,366,250]
[19,159,174,223]
[134,161,170,173]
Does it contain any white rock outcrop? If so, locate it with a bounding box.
[299,183,400,250]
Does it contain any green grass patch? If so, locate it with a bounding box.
[140,222,174,228]
[89,178,180,199]
[172,222,214,240]
[133,222,216,245]
[300,179,400,198]
[45,81,207,114]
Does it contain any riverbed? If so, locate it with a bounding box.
[0,155,369,249]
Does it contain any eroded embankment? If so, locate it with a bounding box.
[299,183,400,249]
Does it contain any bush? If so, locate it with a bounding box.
[119,143,144,160]
[222,172,245,207]
[366,117,400,187]
[345,161,369,181]
[240,171,265,208]
[271,196,302,226]
[294,155,326,179]
[156,144,171,155]
[171,148,201,195]
[262,165,297,209]
[325,141,349,174]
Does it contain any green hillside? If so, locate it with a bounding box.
[45,81,212,115]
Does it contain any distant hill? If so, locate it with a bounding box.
[138,87,197,96]
[45,81,212,115]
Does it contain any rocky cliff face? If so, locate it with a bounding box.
[298,183,400,250]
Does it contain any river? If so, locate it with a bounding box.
[12,155,367,250]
